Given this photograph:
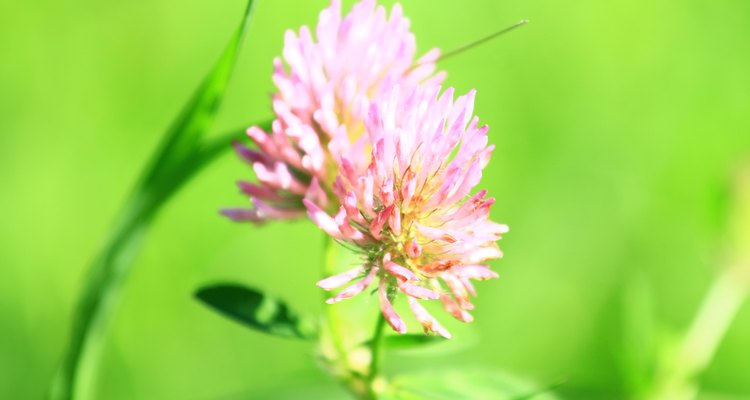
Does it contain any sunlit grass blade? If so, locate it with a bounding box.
[48,1,260,399]
[139,2,257,192]
[196,284,317,340]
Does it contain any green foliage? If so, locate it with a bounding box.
[364,334,448,350]
[382,368,560,400]
[47,1,261,399]
[196,284,317,340]
[3,0,750,398]
[138,0,257,195]
[618,273,659,395]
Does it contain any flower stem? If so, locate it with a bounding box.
[366,313,388,394]
[321,237,392,399]
[321,236,369,398]
[322,235,351,370]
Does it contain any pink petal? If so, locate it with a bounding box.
[304,177,328,209]
[401,169,417,208]
[219,208,262,222]
[381,177,395,206]
[452,265,499,280]
[326,266,379,304]
[369,205,392,240]
[388,206,402,235]
[442,273,474,310]
[360,175,375,216]
[237,181,283,201]
[466,247,503,263]
[379,278,406,333]
[233,142,270,165]
[384,261,418,281]
[303,199,343,239]
[251,199,305,220]
[407,296,451,339]
[399,281,439,300]
[440,294,473,323]
[406,238,422,258]
[246,127,278,158]
[344,191,365,223]
[334,206,365,241]
[317,265,365,290]
[460,277,477,297]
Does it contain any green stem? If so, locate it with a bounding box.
[367,313,388,384]
[648,267,749,400]
[322,235,351,370]
[322,236,391,400]
[646,165,750,400]
[49,193,155,400]
[321,236,369,399]
[48,124,266,400]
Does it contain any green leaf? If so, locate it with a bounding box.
[140,0,258,193]
[49,2,260,399]
[382,368,561,400]
[195,284,317,340]
[364,334,448,350]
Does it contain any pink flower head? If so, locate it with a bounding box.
[222,0,444,222]
[310,85,508,338]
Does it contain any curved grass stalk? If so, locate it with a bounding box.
[48,0,264,395]
[647,165,750,400]
[647,268,748,400]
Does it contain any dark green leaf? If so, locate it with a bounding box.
[364,334,448,350]
[382,368,561,400]
[195,284,317,340]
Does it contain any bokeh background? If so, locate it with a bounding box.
[2,0,750,398]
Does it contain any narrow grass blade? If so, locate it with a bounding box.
[49,2,259,399]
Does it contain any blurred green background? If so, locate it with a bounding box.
[2,0,750,398]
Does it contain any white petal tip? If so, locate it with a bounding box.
[439,331,452,340]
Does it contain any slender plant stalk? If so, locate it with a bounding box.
[321,235,367,398]
[49,128,249,400]
[46,174,144,400]
[647,165,750,400]
[437,19,529,62]
[364,312,388,399]
[48,121,266,400]
[322,235,353,371]
[367,313,388,383]
[322,236,393,400]
[48,2,261,396]
[648,267,748,400]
